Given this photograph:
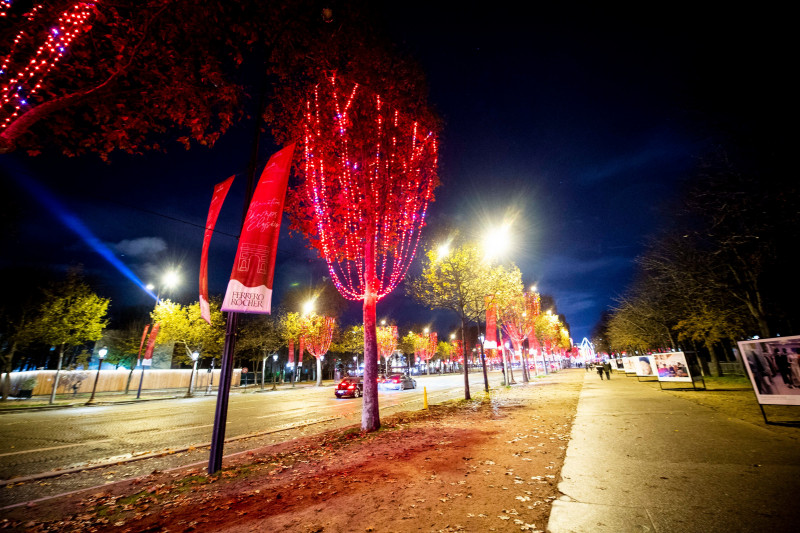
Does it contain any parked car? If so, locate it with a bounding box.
[380,373,416,390]
[335,376,363,398]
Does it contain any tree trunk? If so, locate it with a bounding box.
[49,344,65,404]
[316,356,323,387]
[361,237,380,432]
[521,349,530,383]
[706,340,723,377]
[125,365,135,395]
[1,341,18,401]
[461,317,471,400]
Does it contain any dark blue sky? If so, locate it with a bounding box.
[2,3,781,343]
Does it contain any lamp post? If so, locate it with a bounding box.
[261,354,267,391]
[186,351,199,398]
[478,333,489,392]
[86,347,107,405]
[271,353,278,390]
[138,270,180,399]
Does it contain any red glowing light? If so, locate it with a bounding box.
[294,73,439,302]
[0,2,98,130]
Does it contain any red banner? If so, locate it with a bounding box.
[222,143,296,314]
[485,296,498,349]
[143,323,160,366]
[137,324,150,360]
[288,339,295,365]
[200,176,234,324]
[298,335,304,365]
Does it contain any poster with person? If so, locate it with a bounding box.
[622,356,636,373]
[737,335,800,406]
[652,352,692,382]
[635,355,657,377]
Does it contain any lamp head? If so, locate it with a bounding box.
[98,347,108,359]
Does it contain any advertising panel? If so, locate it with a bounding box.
[635,355,657,377]
[652,351,692,382]
[737,335,800,406]
[622,356,636,373]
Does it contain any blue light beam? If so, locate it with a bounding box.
[8,167,158,301]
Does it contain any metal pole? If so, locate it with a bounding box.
[209,312,237,474]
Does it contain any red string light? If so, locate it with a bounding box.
[415,331,437,363]
[1,2,98,130]
[304,315,335,360]
[299,74,439,302]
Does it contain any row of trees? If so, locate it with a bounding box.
[0,270,109,400]
[595,158,800,375]
[408,238,572,393]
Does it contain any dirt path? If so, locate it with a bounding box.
[3,370,584,533]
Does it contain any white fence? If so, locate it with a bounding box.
[2,368,244,397]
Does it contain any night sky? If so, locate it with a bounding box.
[0,4,784,343]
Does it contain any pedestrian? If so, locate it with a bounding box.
[603,361,612,379]
[596,364,604,380]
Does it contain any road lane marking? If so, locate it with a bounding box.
[153,424,214,434]
[0,439,114,458]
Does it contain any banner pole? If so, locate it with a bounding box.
[208,312,237,473]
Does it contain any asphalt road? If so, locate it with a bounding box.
[0,371,496,482]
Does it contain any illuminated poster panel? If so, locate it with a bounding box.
[635,355,657,377]
[737,335,800,406]
[653,352,692,382]
[622,357,636,373]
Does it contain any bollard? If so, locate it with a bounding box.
[423,386,428,410]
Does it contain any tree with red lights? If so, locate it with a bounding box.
[303,314,335,387]
[415,331,437,374]
[500,293,536,383]
[290,74,439,431]
[377,325,398,374]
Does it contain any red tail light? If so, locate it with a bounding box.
[348,385,355,389]
[392,377,400,383]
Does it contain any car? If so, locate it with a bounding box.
[334,376,363,398]
[380,373,416,390]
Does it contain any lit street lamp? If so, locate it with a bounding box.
[86,347,107,405]
[272,353,278,390]
[186,351,199,398]
[138,269,180,399]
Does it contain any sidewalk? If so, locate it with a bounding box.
[548,371,800,532]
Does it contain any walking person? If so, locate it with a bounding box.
[603,361,612,379]
[596,364,605,380]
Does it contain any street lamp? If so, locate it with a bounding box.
[86,347,107,405]
[483,224,511,262]
[186,351,199,398]
[272,353,278,390]
[138,269,181,399]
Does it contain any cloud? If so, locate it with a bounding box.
[114,237,167,257]
[540,254,630,281]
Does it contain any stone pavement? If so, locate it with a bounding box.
[548,370,800,532]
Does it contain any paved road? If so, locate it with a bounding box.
[0,371,495,481]
[548,370,800,533]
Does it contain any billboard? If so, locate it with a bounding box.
[622,356,636,373]
[652,351,692,382]
[635,355,657,377]
[737,335,800,406]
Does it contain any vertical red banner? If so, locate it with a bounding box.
[200,176,234,324]
[288,339,295,365]
[298,336,304,365]
[485,296,498,349]
[143,323,161,366]
[222,143,296,314]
